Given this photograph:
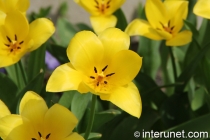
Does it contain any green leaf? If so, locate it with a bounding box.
[75,23,93,32]
[71,92,92,122]
[135,72,168,109]
[114,8,127,31]
[58,90,76,108]
[56,18,77,46]
[155,113,210,140]
[27,43,46,82]
[138,36,161,79]
[81,133,102,140]
[47,43,69,64]
[0,73,18,113]
[175,41,210,93]
[92,109,121,131]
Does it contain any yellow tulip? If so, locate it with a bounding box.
[0,0,30,25]
[0,91,84,140]
[193,0,210,19]
[125,0,192,46]
[46,28,142,118]
[0,11,55,68]
[75,0,125,34]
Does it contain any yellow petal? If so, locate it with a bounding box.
[99,28,129,64]
[164,0,188,34]
[90,15,117,35]
[193,0,210,19]
[4,10,29,41]
[19,91,48,133]
[43,104,78,139]
[0,11,6,25]
[145,0,167,29]
[77,0,125,16]
[166,30,192,46]
[0,0,18,12]
[0,100,11,119]
[67,31,104,76]
[26,18,55,52]
[63,132,84,140]
[46,63,88,93]
[125,19,164,40]
[16,0,30,12]
[106,50,142,86]
[100,82,142,118]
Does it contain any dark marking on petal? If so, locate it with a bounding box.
[102,65,108,71]
[106,73,115,77]
[90,76,95,79]
[104,81,107,84]
[46,133,51,139]
[6,36,11,43]
[38,132,42,137]
[94,67,97,73]
[15,34,17,41]
[19,41,24,44]
[5,44,10,47]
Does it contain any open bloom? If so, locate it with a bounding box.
[0,91,84,140]
[0,10,55,67]
[125,0,192,46]
[0,0,30,25]
[75,0,125,34]
[46,28,142,118]
[193,0,210,19]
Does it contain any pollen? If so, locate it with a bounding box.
[5,34,24,55]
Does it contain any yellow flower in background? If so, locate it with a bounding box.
[193,0,210,19]
[75,0,125,34]
[125,0,192,47]
[0,11,55,68]
[0,100,11,119]
[46,28,142,118]
[0,0,30,25]
[0,91,84,140]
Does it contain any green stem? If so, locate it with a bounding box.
[17,60,27,86]
[84,94,97,140]
[168,47,177,81]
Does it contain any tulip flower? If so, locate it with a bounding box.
[0,91,84,140]
[125,0,192,46]
[46,28,142,118]
[193,0,210,19]
[75,0,125,34]
[0,11,55,68]
[0,0,30,25]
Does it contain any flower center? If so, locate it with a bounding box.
[31,132,51,140]
[94,0,111,14]
[4,34,24,55]
[158,20,175,34]
[89,65,115,92]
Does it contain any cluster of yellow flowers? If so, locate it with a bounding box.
[0,0,209,139]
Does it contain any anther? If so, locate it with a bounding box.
[94,0,99,5]
[5,44,10,47]
[168,20,170,27]
[94,67,97,73]
[6,36,11,43]
[15,34,17,41]
[38,132,42,137]
[106,73,115,77]
[32,138,36,140]
[46,133,51,139]
[104,81,107,84]
[171,26,175,30]
[10,49,13,52]
[106,5,110,8]
[17,47,21,49]
[97,82,99,86]
[19,41,24,44]
[107,0,111,4]
[90,76,95,79]
[102,65,108,71]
